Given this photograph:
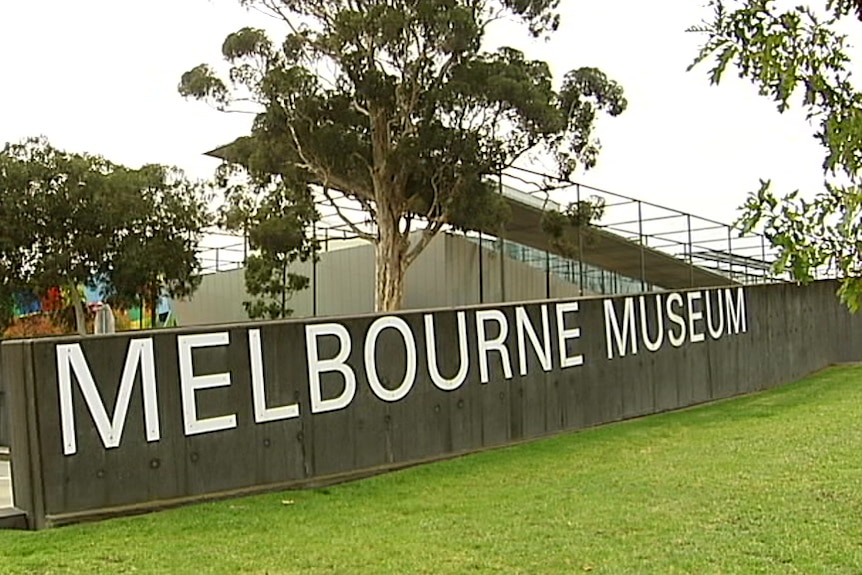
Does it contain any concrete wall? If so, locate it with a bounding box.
[0,234,581,448]
[173,233,586,326]
[4,280,857,529]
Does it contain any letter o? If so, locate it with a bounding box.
[364,317,417,402]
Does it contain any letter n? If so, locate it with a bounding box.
[57,339,160,456]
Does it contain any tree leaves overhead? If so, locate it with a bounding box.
[690,0,859,173]
[691,1,862,309]
[181,0,626,310]
[503,0,561,36]
[179,65,230,109]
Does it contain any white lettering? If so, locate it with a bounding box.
[178,333,237,436]
[424,312,469,391]
[725,287,748,334]
[516,306,552,375]
[604,297,638,359]
[639,295,664,352]
[249,329,299,423]
[306,323,357,413]
[476,310,513,383]
[364,317,417,402]
[705,289,725,339]
[687,291,705,343]
[555,302,584,368]
[666,293,687,347]
[57,339,159,456]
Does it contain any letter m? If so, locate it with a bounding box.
[57,339,160,456]
[725,287,748,334]
[605,298,638,359]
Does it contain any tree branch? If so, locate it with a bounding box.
[320,186,375,241]
[405,220,445,266]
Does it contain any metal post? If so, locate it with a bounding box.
[312,222,318,317]
[545,248,551,299]
[761,235,768,282]
[576,184,585,296]
[280,259,287,318]
[687,214,694,287]
[638,201,646,292]
[727,229,733,283]
[243,224,248,264]
[215,247,220,273]
[478,231,484,304]
[499,236,506,303]
[498,173,506,303]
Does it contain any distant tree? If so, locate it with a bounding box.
[179,0,626,311]
[218,164,318,319]
[98,164,210,326]
[0,138,106,332]
[690,1,862,308]
[0,138,211,333]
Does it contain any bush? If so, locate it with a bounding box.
[3,314,68,339]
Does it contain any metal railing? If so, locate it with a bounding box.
[193,168,834,300]
[502,166,836,286]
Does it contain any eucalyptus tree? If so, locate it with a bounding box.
[180,0,626,310]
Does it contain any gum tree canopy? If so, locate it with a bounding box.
[179,0,626,311]
[691,0,862,308]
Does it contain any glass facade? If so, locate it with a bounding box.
[466,235,653,297]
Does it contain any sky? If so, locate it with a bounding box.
[0,1,830,227]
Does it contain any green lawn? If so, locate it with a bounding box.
[2,366,862,574]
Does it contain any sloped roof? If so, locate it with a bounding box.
[206,141,736,290]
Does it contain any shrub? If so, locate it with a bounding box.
[3,314,68,339]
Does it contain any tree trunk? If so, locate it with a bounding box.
[375,201,408,312]
[369,106,409,312]
[280,258,287,319]
[68,283,86,336]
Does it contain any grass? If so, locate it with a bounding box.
[2,366,862,574]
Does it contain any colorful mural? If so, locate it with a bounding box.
[10,284,178,333]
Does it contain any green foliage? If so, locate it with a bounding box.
[540,195,605,257]
[180,0,626,310]
[2,314,66,339]
[217,163,318,320]
[0,137,211,328]
[690,1,862,308]
[178,65,229,108]
[242,255,310,320]
[100,164,211,311]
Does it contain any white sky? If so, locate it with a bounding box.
[0,1,829,226]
